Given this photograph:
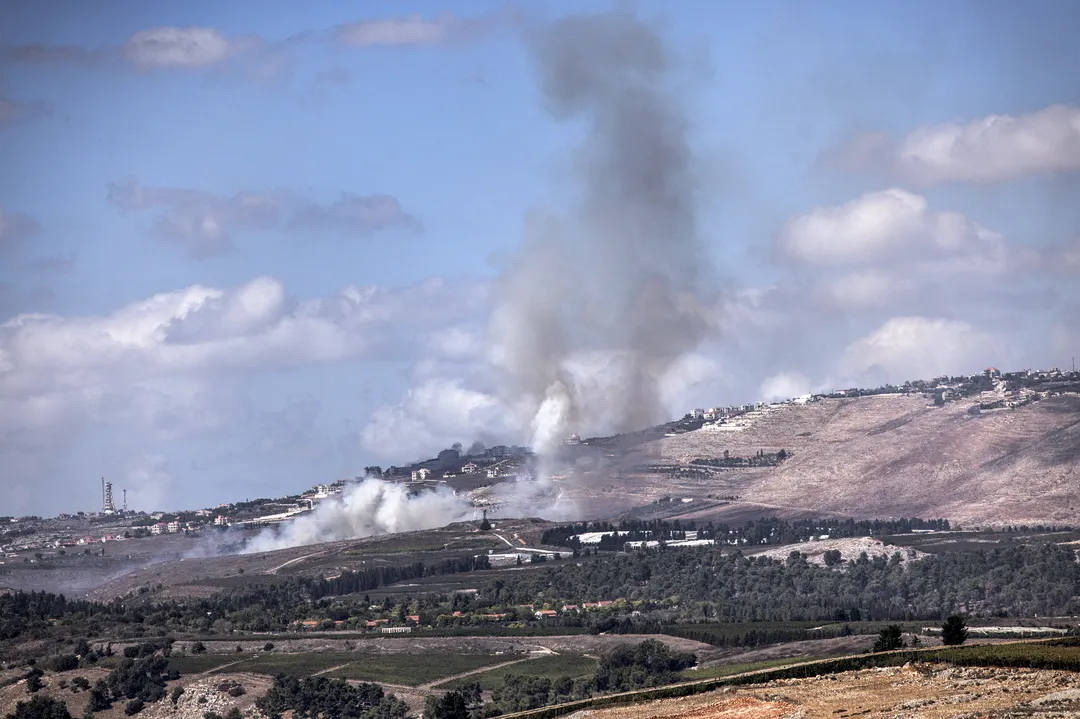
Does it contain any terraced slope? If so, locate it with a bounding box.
[645,394,1080,526]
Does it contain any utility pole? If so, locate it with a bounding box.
[123,489,128,511]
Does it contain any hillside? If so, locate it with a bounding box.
[642,393,1080,526]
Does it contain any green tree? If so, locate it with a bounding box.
[872,624,904,652]
[423,690,469,719]
[941,615,968,645]
[7,695,72,719]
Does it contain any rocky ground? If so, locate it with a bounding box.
[752,536,927,566]
[564,663,1080,718]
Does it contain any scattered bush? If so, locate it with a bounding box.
[50,654,79,672]
[7,695,72,719]
[124,699,144,715]
[170,686,184,705]
[263,642,274,652]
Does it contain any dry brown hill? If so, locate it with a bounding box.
[643,394,1080,527]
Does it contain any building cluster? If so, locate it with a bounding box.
[687,365,1080,423]
[384,444,531,485]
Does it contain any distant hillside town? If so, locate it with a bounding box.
[2,365,1078,559]
[680,365,1080,433]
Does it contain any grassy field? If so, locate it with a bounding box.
[187,650,518,686]
[168,654,251,674]
[328,654,512,686]
[437,654,598,691]
[210,652,358,676]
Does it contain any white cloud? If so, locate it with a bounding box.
[125,454,174,512]
[838,316,1003,385]
[659,352,726,413]
[289,194,420,236]
[0,275,491,513]
[812,270,917,309]
[834,104,1080,185]
[759,371,812,403]
[425,327,482,360]
[107,180,279,258]
[339,15,452,47]
[124,27,233,69]
[108,181,416,258]
[360,378,510,462]
[776,189,1008,273]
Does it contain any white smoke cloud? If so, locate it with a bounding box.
[243,478,474,553]
[759,372,813,403]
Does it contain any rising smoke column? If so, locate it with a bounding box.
[242,479,474,554]
[490,10,711,455]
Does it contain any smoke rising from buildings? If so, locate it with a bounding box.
[226,11,713,555]
[490,10,712,456]
[242,479,474,554]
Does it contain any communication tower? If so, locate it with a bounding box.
[102,476,116,514]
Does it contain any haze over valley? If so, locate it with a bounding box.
[3,3,1080,719]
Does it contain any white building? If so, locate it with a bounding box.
[411,468,432,482]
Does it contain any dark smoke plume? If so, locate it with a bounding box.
[490,10,712,454]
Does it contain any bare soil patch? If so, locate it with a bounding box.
[568,663,1080,718]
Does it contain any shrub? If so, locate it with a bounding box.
[942,615,969,646]
[873,625,904,652]
[191,641,206,654]
[171,686,184,705]
[124,699,144,715]
[263,642,274,652]
[7,695,72,719]
[50,654,79,672]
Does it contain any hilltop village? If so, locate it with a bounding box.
[2,365,1078,562]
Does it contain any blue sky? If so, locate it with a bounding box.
[2,1,1078,515]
